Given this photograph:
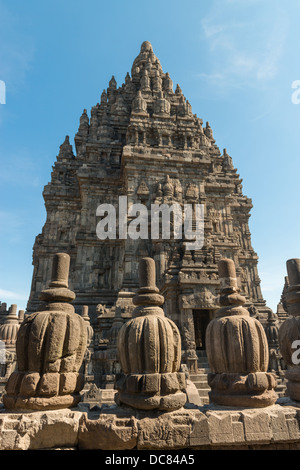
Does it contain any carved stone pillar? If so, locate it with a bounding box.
[206,258,277,407]
[81,305,94,380]
[115,257,186,411]
[0,304,20,352]
[3,253,87,411]
[278,259,300,400]
[180,308,198,373]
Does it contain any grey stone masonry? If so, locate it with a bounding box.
[0,399,300,450]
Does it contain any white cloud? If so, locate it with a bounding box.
[198,1,289,89]
[0,289,28,301]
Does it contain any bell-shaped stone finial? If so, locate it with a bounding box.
[3,253,87,411]
[18,310,25,324]
[205,258,277,407]
[278,258,300,400]
[0,304,20,352]
[81,305,94,349]
[115,257,186,411]
[286,258,300,291]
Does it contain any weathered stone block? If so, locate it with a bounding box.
[161,373,179,394]
[247,372,269,391]
[177,372,187,390]
[78,412,138,450]
[19,372,40,396]
[0,409,82,450]
[231,413,245,443]
[39,372,60,396]
[75,372,85,393]
[141,373,160,393]
[126,374,143,393]
[59,372,77,395]
[189,411,210,446]
[5,371,23,395]
[159,392,186,411]
[207,412,235,444]
[115,373,126,391]
[269,410,290,441]
[242,410,271,443]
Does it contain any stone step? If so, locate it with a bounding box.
[189,355,211,403]
[190,374,208,383]
[197,388,210,398]
[197,351,208,357]
[193,382,210,390]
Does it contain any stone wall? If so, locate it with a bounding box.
[1,399,300,450]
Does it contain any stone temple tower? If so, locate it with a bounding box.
[27,41,271,383]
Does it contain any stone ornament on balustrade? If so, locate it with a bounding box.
[205,258,277,407]
[0,304,20,351]
[278,258,300,401]
[3,253,87,411]
[115,257,187,411]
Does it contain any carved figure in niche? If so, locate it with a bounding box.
[163,175,174,199]
[137,180,149,198]
[248,304,259,319]
[174,181,183,202]
[96,303,107,318]
[185,183,199,201]
[208,208,221,233]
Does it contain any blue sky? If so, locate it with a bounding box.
[0,0,299,312]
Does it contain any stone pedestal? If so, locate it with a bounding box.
[0,399,300,450]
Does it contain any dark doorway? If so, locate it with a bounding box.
[192,309,211,350]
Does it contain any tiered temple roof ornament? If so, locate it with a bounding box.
[71,40,220,161]
[58,136,74,160]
